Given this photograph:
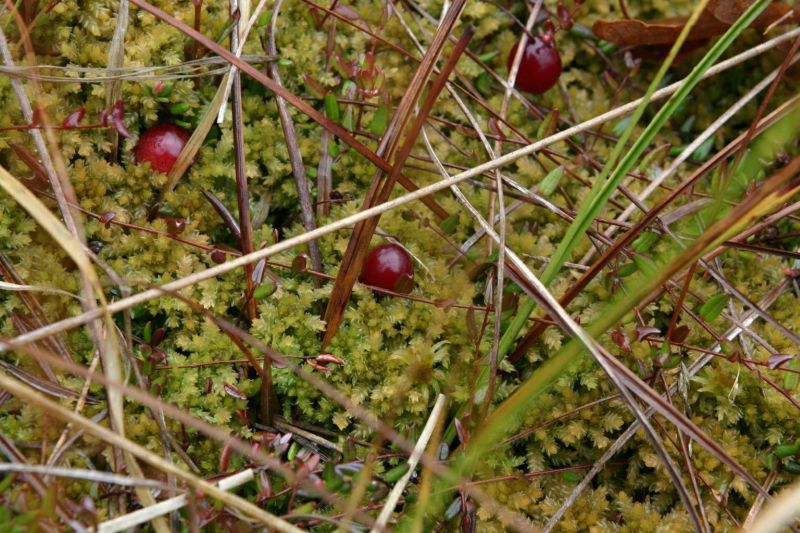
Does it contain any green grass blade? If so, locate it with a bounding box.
[465,101,800,481]
[496,0,773,362]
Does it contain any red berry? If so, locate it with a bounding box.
[507,36,562,94]
[360,243,414,293]
[134,123,192,173]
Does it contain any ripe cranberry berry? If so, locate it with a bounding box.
[507,35,562,94]
[134,123,191,173]
[360,243,414,293]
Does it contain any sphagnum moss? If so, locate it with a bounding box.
[0,0,799,529]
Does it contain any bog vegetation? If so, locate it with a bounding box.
[0,0,800,530]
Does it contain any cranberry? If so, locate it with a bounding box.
[134,123,191,173]
[360,243,414,293]
[507,35,562,94]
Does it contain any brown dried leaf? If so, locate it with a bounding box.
[669,324,691,344]
[592,1,794,46]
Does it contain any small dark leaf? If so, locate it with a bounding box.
[99,211,116,227]
[316,353,345,366]
[635,326,660,342]
[669,325,690,344]
[163,216,188,235]
[455,418,470,445]
[258,469,273,499]
[445,497,462,520]
[292,254,309,272]
[784,460,800,474]
[334,461,362,478]
[392,273,414,294]
[768,354,795,370]
[611,330,631,353]
[150,327,166,347]
[10,144,48,184]
[461,499,477,533]
[219,441,233,472]
[465,308,478,342]
[501,292,519,313]
[334,4,361,20]
[103,99,130,138]
[307,361,331,372]
[437,442,449,460]
[224,383,248,400]
[305,453,321,473]
[210,249,227,264]
[61,107,85,127]
[783,267,800,278]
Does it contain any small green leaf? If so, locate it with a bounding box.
[324,94,340,122]
[598,40,616,54]
[538,166,563,197]
[680,115,696,134]
[369,105,389,135]
[384,463,410,483]
[633,255,658,278]
[612,116,633,138]
[504,283,523,294]
[475,71,492,95]
[253,283,276,300]
[287,442,300,461]
[692,136,715,161]
[277,58,292,67]
[785,460,800,474]
[0,472,15,493]
[537,110,559,140]
[631,231,659,253]
[617,262,637,278]
[477,50,498,63]
[775,444,800,458]
[342,112,354,131]
[258,9,272,26]
[157,83,173,98]
[293,502,315,515]
[328,140,340,157]
[143,321,152,345]
[169,102,190,115]
[561,471,581,482]
[698,294,728,322]
[323,463,344,491]
[783,357,800,390]
[439,214,459,235]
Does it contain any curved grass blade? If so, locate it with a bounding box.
[462,108,800,508]
[498,0,774,362]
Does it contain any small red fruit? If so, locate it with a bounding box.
[507,35,562,94]
[134,123,191,173]
[360,243,414,293]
